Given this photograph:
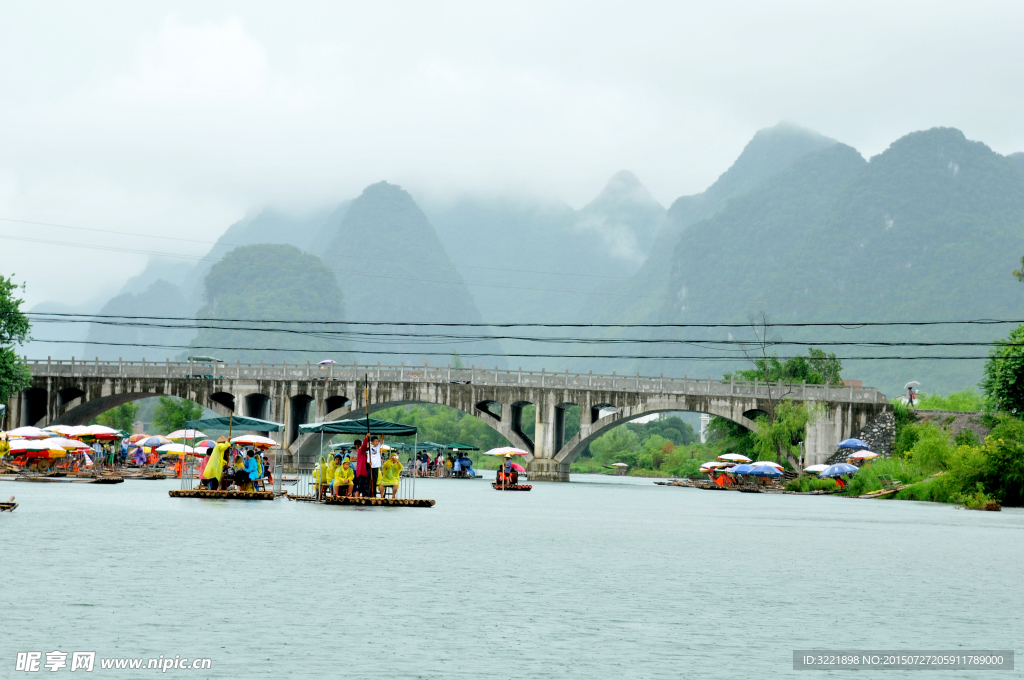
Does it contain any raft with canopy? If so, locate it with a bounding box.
[296,417,432,507]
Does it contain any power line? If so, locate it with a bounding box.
[24,337,996,361]
[21,311,1024,328]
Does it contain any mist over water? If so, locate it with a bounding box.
[2,476,1020,678]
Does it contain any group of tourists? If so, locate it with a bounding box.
[314,434,403,499]
[198,437,273,491]
[412,451,476,478]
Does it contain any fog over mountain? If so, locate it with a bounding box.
[21,120,1024,395]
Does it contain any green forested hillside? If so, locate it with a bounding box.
[186,244,347,363]
[655,128,1024,395]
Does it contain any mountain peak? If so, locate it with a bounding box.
[592,170,661,210]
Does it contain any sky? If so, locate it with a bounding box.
[2,0,1024,307]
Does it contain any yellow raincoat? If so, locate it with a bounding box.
[333,463,355,489]
[313,457,338,485]
[202,442,229,482]
[379,456,402,486]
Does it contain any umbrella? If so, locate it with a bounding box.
[611,462,629,467]
[803,464,829,474]
[157,443,196,454]
[718,453,752,463]
[729,463,755,475]
[83,425,122,439]
[510,462,526,473]
[166,429,206,441]
[137,435,171,448]
[446,442,479,451]
[752,460,783,469]
[230,434,278,448]
[847,451,879,460]
[483,447,529,456]
[127,433,150,444]
[42,425,77,436]
[699,461,732,470]
[6,426,51,439]
[747,463,784,477]
[818,463,859,478]
[42,437,92,451]
[318,359,337,365]
[837,438,869,450]
[8,439,66,457]
[904,381,920,390]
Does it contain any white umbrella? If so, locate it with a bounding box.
[157,443,196,454]
[483,447,530,456]
[718,453,752,463]
[700,461,732,469]
[6,426,51,439]
[166,429,206,441]
[803,464,829,474]
[751,460,783,469]
[848,451,879,460]
[41,437,92,451]
[230,434,278,448]
[611,462,629,467]
[318,359,337,365]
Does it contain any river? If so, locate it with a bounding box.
[1,474,1021,678]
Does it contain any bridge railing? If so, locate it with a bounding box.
[25,358,886,404]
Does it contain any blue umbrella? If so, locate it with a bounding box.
[747,463,784,477]
[730,464,754,475]
[818,463,858,478]
[837,438,868,450]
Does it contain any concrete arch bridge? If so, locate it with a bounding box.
[7,358,889,481]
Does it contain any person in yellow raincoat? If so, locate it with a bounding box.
[201,437,229,490]
[332,456,355,497]
[378,452,402,498]
[313,454,339,499]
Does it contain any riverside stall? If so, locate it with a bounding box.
[294,417,435,507]
[169,415,284,500]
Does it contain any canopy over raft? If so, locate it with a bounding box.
[186,416,285,432]
[298,417,417,437]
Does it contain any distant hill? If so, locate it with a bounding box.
[84,279,195,361]
[320,182,505,366]
[654,127,1024,395]
[186,244,347,363]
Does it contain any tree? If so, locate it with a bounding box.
[981,324,1024,414]
[0,275,31,405]
[750,400,819,467]
[94,403,140,432]
[152,397,203,434]
[449,350,464,368]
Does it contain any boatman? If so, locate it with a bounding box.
[353,436,370,497]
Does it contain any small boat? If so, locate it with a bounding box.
[0,496,17,512]
[492,483,532,491]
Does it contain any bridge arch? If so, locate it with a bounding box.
[554,401,759,466]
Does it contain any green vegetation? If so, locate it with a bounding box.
[842,416,1024,508]
[187,244,347,363]
[370,404,510,469]
[914,390,984,412]
[93,403,140,432]
[0,275,31,406]
[726,348,843,386]
[982,325,1024,415]
[152,397,203,434]
[750,401,819,467]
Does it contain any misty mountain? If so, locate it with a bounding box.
[1009,152,1024,177]
[653,127,1024,395]
[86,279,195,361]
[320,181,506,366]
[187,244,347,364]
[422,171,665,330]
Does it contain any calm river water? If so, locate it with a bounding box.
[1,474,1021,679]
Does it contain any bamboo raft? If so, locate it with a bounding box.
[15,475,124,484]
[323,496,435,507]
[492,483,532,491]
[169,489,275,500]
[1,496,16,512]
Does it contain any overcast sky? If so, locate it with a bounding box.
[2,0,1023,306]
